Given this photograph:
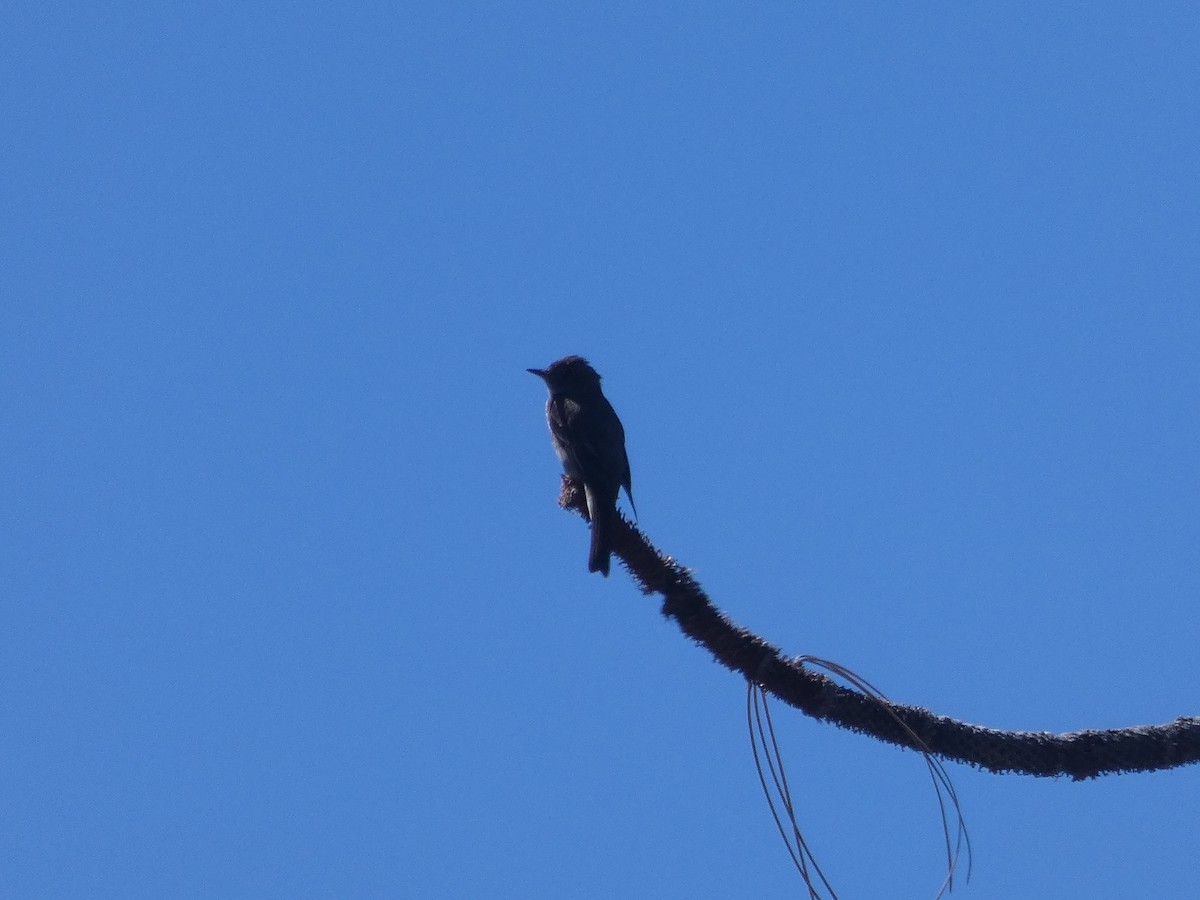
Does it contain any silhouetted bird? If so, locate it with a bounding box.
[528,356,635,576]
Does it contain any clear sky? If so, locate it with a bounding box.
[4,4,1198,898]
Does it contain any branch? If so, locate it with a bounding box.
[557,479,1200,780]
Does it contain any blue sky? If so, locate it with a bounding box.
[4,4,1198,897]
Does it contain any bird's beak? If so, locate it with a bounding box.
[527,368,546,378]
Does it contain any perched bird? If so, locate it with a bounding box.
[528,356,635,576]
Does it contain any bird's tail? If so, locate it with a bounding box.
[586,487,614,576]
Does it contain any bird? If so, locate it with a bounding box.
[528,356,635,576]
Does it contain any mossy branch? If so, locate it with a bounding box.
[556,477,1200,780]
